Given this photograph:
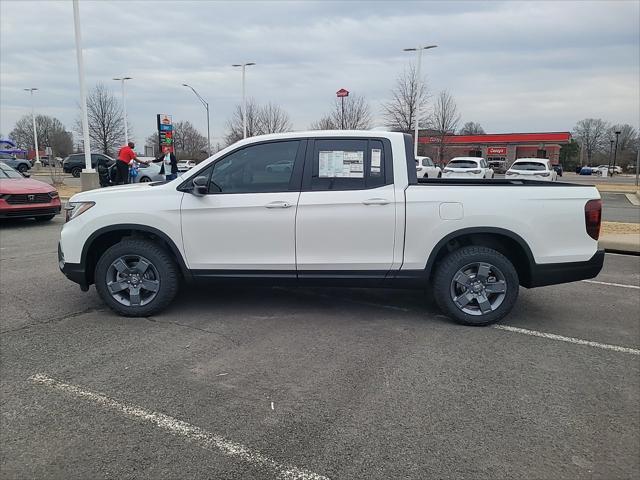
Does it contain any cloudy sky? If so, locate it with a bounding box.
[1,0,638,147]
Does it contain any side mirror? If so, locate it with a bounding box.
[192,176,209,196]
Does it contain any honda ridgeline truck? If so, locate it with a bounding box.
[59,131,604,326]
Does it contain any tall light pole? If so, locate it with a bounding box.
[113,76,132,144]
[403,45,437,158]
[182,83,211,155]
[24,88,40,166]
[232,62,256,138]
[72,0,93,176]
[612,130,621,175]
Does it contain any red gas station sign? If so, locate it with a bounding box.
[336,88,349,98]
[487,147,507,155]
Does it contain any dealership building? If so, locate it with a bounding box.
[419,132,572,167]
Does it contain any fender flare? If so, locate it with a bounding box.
[424,226,535,279]
[81,223,191,279]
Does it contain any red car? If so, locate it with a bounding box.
[0,162,61,221]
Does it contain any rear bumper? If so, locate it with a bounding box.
[58,243,89,291]
[526,250,605,288]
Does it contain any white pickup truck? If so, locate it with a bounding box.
[59,131,604,326]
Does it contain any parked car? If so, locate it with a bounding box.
[593,165,622,175]
[0,162,61,221]
[0,153,31,175]
[415,156,442,178]
[443,157,494,179]
[177,160,197,172]
[506,158,557,182]
[59,131,603,326]
[552,164,563,177]
[488,160,508,174]
[579,166,593,175]
[63,153,115,177]
[265,159,294,173]
[132,160,165,183]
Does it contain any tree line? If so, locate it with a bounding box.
[6,71,638,168]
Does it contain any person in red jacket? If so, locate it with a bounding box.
[115,142,138,185]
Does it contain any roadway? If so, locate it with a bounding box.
[1,217,638,479]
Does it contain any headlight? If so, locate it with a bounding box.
[65,201,95,222]
[443,168,452,173]
[506,171,516,175]
[49,191,59,199]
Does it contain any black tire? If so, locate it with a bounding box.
[71,167,81,178]
[433,246,519,326]
[18,164,28,173]
[94,239,179,317]
[35,215,56,222]
[437,172,442,178]
[139,176,151,182]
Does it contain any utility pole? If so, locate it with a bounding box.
[113,77,132,144]
[232,63,256,138]
[73,0,98,191]
[612,130,621,176]
[403,44,437,158]
[24,88,40,166]
[182,83,211,155]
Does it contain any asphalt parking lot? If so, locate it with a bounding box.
[1,217,639,480]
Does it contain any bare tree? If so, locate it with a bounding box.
[310,94,372,130]
[428,90,461,164]
[382,64,429,132]
[224,98,261,145]
[76,82,125,155]
[257,102,292,135]
[572,118,609,165]
[146,121,208,160]
[459,121,485,135]
[10,114,73,157]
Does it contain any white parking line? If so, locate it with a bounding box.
[494,325,640,355]
[29,373,329,480]
[582,279,640,290]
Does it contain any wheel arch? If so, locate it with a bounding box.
[425,227,535,287]
[81,224,190,285]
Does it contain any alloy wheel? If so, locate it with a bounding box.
[105,255,160,307]
[449,262,507,316]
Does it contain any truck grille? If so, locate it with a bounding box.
[5,193,52,204]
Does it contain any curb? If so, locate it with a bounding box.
[599,234,640,255]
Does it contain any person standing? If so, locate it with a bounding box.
[154,148,178,181]
[115,142,138,185]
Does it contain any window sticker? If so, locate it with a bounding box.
[371,148,382,175]
[319,150,364,178]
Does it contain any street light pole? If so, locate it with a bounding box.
[24,88,40,166]
[232,63,256,138]
[182,83,211,155]
[612,130,621,175]
[608,138,614,172]
[403,45,437,158]
[72,0,93,174]
[113,77,132,144]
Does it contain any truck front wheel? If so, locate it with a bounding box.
[94,239,179,317]
[433,246,519,326]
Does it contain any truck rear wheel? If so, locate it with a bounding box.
[94,239,179,317]
[433,246,519,326]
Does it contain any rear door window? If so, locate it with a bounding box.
[305,138,391,191]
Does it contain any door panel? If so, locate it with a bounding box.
[296,138,396,271]
[180,140,304,270]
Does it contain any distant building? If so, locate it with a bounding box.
[419,132,572,167]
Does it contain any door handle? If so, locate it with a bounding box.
[265,201,292,209]
[362,198,390,206]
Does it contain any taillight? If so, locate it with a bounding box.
[585,199,602,240]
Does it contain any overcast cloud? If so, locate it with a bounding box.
[1,0,638,147]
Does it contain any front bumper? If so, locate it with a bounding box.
[526,250,605,288]
[0,199,61,219]
[58,243,89,291]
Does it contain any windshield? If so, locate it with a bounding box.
[0,163,24,179]
[512,162,546,171]
[422,159,433,167]
[448,160,478,169]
